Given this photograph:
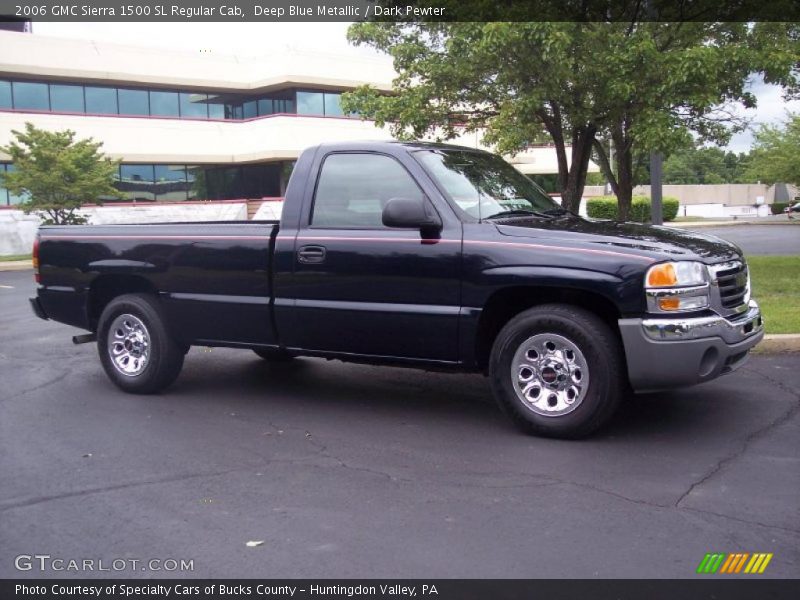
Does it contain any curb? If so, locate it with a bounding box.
[755,334,800,354]
[0,260,33,271]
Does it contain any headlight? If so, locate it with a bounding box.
[645,261,709,313]
[646,261,706,287]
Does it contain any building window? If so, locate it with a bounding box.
[0,78,360,121]
[50,84,85,113]
[118,88,149,116]
[324,93,344,117]
[242,100,258,119]
[257,98,274,116]
[119,164,155,201]
[149,90,179,117]
[2,164,27,205]
[180,93,208,119]
[85,86,118,114]
[0,163,9,205]
[12,81,49,111]
[296,91,325,116]
[0,81,12,109]
[206,95,226,119]
[154,164,189,201]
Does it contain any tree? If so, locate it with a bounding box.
[663,145,756,184]
[341,20,798,220]
[0,123,119,224]
[746,113,800,186]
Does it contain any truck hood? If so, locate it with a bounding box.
[495,216,743,263]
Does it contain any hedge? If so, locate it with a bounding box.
[586,195,679,222]
[771,202,789,215]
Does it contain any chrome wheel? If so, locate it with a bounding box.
[107,313,150,377]
[511,333,590,417]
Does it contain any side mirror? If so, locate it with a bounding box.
[382,196,442,231]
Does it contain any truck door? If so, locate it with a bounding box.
[285,151,462,362]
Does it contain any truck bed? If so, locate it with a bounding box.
[37,221,280,347]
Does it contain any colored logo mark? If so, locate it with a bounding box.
[696,553,773,574]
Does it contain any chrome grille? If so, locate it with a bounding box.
[712,262,749,309]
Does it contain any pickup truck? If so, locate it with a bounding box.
[30,141,764,438]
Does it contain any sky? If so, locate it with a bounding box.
[34,22,800,154]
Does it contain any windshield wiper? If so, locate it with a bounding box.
[483,209,554,220]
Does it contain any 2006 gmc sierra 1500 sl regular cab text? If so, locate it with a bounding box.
[29,142,764,438]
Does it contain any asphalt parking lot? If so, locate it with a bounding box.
[1,268,798,579]
[679,224,800,255]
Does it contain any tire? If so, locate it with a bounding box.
[489,304,625,439]
[97,293,185,394]
[252,348,294,362]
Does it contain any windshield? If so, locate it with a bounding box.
[415,148,560,220]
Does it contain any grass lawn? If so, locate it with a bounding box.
[0,254,31,262]
[748,256,800,334]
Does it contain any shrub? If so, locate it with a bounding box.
[663,197,679,221]
[771,202,789,215]
[586,198,617,219]
[586,196,679,222]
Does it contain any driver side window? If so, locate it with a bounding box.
[312,153,424,228]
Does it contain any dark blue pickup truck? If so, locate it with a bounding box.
[30,141,764,437]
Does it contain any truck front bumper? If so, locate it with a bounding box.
[618,300,764,392]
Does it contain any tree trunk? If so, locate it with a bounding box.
[594,126,634,222]
[559,125,597,213]
[612,126,634,222]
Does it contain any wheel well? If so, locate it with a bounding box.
[87,275,157,330]
[475,286,622,370]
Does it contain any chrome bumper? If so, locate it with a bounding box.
[618,301,764,392]
[641,300,763,344]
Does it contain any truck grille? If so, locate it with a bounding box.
[714,262,749,309]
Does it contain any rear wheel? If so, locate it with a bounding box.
[97,294,184,394]
[489,304,625,438]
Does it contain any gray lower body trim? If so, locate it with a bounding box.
[619,302,764,392]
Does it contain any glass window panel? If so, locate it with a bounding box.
[257,98,273,116]
[224,104,240,119]
[155,165,188,201]
[119,164,155,201]
[0,164,8,206]
[221,167,243,198]
[150,90,179,117]
[5,164,28,205]
[272,98,295,114]
[186,166,203,200]
[50,84,84,113]
[312,154,423,228]
[242,100,258,119]
[12,81,49,110]
[180,92,208,118]
[206,96,225,119]
[118,88,149,116]
[324,93,343,117]
[85,86,117,114]
[0,81,11,109]
[296,91,324,115]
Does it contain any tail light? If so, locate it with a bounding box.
[32,235,40,284]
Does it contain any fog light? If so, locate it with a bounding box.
[658,295,708,311]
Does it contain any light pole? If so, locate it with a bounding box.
[650,150,663,225]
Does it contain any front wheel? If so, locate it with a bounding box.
[97,294,185,394]
[489,304,625,438]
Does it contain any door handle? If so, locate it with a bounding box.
[297,245,327,264]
